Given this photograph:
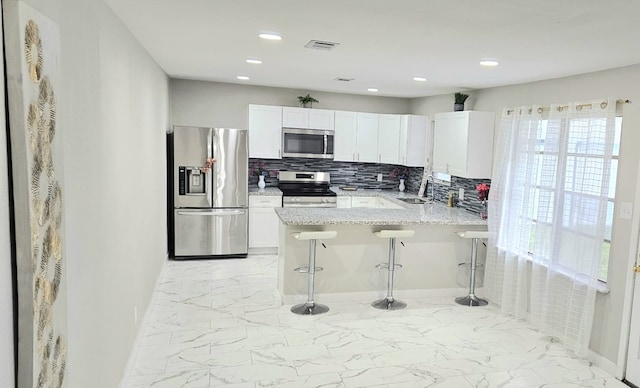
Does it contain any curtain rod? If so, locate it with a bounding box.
[506,99,631,115]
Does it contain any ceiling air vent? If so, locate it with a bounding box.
[305,40,340,50]
[334,77,354,82]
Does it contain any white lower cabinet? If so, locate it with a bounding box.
[350,197,378,208]
[337,197,352,208]
[376,197,403,209]
[344,196,404,209]
[249,196,281,249]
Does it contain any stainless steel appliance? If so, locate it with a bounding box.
[170,126,248,258]
[282,128,334,159]
[278,172,337,208]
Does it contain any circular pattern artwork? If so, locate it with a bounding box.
[24,20,43,82]
[24,18,67,387]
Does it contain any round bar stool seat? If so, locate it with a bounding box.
[455,230,495,307]
[294,231,338,241]
[372,229,414,310]
[291,230,337,315]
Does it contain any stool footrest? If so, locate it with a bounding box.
[375,263,403,270]
[294,266,323,273]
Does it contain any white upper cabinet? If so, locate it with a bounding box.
[377,114,401,164]
[399,115,429,167]
[308,109,335,130]
[433,111,495,178]
[282,107,334,130]
[356,112,379,163]
[248,104,282,159]
[334,111,358,162]
[282,107,309,128]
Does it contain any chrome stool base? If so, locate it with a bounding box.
[455,295,488,307]
[455,231,495,308]
[291,302,330,315]
[372,297,407,310]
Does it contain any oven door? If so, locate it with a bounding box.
[282,128,334,159]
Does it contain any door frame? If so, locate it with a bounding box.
[616,131,640,380]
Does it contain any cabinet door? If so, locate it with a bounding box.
[308,109,334,130]
[336,197,352,208]
[376,197,403,209]
[356,113,379,163]
[334,111,357,162]
[351,197,377,208]
[249,105,282,159]
[249,207,279,248]
[433,112,468,176]
[400,115,428,167]
[378,114,401,164]
[282,107,309,128]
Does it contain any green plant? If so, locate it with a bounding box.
[454,92,470,104]
[297,93,319,107]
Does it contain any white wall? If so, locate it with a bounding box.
[411,64,640,365]
[4,0,169,386]
[171,79,411,129]
[0,3,15,384]
[60,1,169,387]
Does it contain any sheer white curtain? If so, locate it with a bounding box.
[485,99,616,356]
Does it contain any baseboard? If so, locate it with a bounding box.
[281,287,471,305]
[588,350,617,377]
[248,247,278,255]
[119,254,169,388]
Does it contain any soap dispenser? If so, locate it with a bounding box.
[447,191,455,207]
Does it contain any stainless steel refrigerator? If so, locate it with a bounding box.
[169,126,248,259]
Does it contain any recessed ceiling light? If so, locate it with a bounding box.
[258,32,282,41]
[368,88,378,92]
[237,75,250,80]
[413,77,427,82]
[480,59,499,67]
[246,59,262,64]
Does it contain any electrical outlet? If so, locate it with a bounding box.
[377,173,383,182]
[134,306,138,324]
[620,202,633,220]
[458,188,464,200]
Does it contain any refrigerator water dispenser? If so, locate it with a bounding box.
[178,166,206,195]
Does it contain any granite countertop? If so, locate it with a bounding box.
[275,188,487,226]
[248,187,282,196]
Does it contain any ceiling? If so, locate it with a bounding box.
[104,0,640,98]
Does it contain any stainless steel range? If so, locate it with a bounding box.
[278,172,337,208]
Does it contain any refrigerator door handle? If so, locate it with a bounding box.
[177,209,247,216]
[207,129,214,207]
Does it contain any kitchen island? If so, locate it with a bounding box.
[275,190,489,303]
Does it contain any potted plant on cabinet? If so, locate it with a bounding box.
[297,93,319,108]
[454,92,469,111]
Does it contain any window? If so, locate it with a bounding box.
[528,117,621,282]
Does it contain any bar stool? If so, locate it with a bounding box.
[291,230,337,315]
[372,229,415,310]
[455,231,495,307]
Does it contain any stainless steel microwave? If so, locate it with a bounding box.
[282,128,334,159]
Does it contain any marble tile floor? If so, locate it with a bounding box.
[122,254,627,388]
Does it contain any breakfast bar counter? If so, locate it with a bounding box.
[275,191,489,303]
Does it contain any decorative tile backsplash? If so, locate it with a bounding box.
[249,157,491,215]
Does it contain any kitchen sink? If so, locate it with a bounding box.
[396,197,430,204]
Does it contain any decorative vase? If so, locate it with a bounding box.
[480,200,488,219]
[454,103,464,112]
[399,179,405,192]
[258,175,266,189]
